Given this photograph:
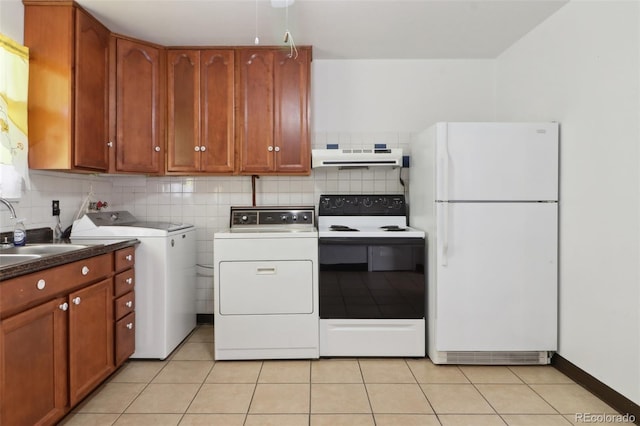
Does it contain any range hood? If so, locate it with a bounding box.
[312,148,403,169]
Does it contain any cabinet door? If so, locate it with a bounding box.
[201,49,235,173]
[0,298,68,426]
[167,50,200,172]
[115,312,136,367]
[68,278,114,406]
[116,38,164,174]
[74,8,110,171]
[274,48,311,174]
[237,49,275,173]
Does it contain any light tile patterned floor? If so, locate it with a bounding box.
[59,325,626,426]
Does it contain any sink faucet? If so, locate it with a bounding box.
[0,198,17,219]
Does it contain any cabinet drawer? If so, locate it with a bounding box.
[115,312,135,366]
[113,269,135,298]
[114,246,135,272]
[114,291,135,320]
[0,254,112,316]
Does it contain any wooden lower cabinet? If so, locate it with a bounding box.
[115,312,136,366]
[69,278,114,406]
[0,297,68,426]
[0,246,137,425]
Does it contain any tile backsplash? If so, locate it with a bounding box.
[0,132,414,313]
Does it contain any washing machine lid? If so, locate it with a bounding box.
[71,211,192,237]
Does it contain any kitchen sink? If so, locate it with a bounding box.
[0,253,43,267]
[0,244,91,255]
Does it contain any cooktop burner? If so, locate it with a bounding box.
[380,225,406,231]
[330,225,360,232]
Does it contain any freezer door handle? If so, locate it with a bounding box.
[438,124,450,201]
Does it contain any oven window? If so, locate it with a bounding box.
[319,242,425,319]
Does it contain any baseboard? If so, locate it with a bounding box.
[196,314,213,324]
[552,354,639,424]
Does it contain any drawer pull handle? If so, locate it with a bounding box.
[126,254,133,261]
[126,323,133,330]
[72,297,81,305]
[36,279,46,290]
[81,266,90,276]
[59,302,69,311]
[125,301,133,308]
[126,277,133,285]
[256,267,277,275]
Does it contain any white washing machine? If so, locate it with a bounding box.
[213,206,319,360]
[71,211,196,359]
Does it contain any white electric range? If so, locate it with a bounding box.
[317,194,426,357]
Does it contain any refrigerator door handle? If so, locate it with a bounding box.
[438,202,449,266]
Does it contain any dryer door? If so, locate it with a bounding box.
[218,260,314,315]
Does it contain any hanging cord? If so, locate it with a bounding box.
[283,1,298,58]
[254,0,260,44]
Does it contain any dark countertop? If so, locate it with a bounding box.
[0,238,139,281]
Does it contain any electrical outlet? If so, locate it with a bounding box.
[52,200,60,216]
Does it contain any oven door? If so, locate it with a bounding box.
[318,237,425,320]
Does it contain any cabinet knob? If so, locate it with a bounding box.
[125,301,133,308]
[268,146,274,152]
[36,279,46,290]
[126,323,134,330]
[81,266,90,276]
[275,146,280,152]
[72,297,81,305]
[154,146,161,152]
[125,254,133,262]
[59,302,69,311]
[194,146,200,152]
[200,146,206,152]
[107,141,114,148]
[126,277,133,285]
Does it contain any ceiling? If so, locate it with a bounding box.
[76,0,569,60]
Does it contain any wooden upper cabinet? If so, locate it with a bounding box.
[24,3,110,172]
[237,47,311,175]
[167,49,234,174]
[114,37,165,174]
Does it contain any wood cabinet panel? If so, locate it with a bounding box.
[0,253,112,317]
[274,48,311,173]
[115,312,136,366]
[114,291,135,320]
[24,3,110,172]
[0,297,68,426]
[167,49,234,174]
[74,8,110,170]
[114,268,135,298]
[200,50,235,173]
[115,38,165,174]
[115,246,136,272]
[68,278,114,406]
[236,47,311,175]
[167,50,200,171]
[237,49,275,173]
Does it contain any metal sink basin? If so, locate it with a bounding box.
[1,244,90,255]
[0,253,43,267]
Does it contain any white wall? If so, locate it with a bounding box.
[0,0,24,43]
[495,0,640,405]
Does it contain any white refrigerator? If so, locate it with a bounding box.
[409,122,558,364]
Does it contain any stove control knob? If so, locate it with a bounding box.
[302,215,308,221]
[241,215,248,222]
[281,215,288,222]
[362,197,372,207]
[335,198,344,208]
